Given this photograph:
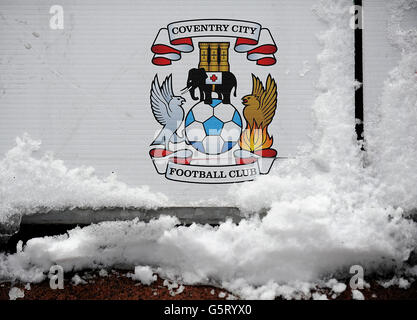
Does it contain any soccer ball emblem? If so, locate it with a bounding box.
[184,99,243,155]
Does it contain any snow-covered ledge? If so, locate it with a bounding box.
[0,214,21,243]
[20,207,254,225]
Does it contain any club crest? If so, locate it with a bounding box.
[149,19,279,184]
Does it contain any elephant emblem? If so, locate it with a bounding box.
[182,68,237,105]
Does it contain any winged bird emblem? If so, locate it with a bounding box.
[150,74,186,149]
[239,74,277,152]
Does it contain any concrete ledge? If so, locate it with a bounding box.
[21,207,256,225]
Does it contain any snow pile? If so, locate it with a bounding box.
[98,269,108,277]
[8,287,24,300]
[71,274,87,286]
[312,292,328,300]
[128,266,157,285]
[379,276,411,289]
[0,134,168,224]
[351,289,365,300]
[325,279,347,295]
[0,0,416,300]
[367,0,417,211]
[163,280,185,296]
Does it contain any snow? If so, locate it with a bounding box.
[325,279,347,294]
[162,279,185,296]
[16,241,23,253]
[0,133,168,224]
[367,0,417,211]
[396,278,411,289]
[0,0,416,300]
[128,266,157,285]
[408,265,417,276]
[352,290,365,300]
[71,274,87,285]
[379,276,411,289]
[8,287,24,300]
[98,269,108,277]
[226,293,238,300]
[312,292,328,300]
[175,285,185,296]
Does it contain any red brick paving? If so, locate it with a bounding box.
[1,270,416,300]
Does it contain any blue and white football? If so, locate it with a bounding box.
[184,99,242,155]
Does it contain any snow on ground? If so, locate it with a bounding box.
[98,269,108,277]
[71,274,87,286]
[127,266,157,285]
[0,0,416,299]
[8,287,24,300]
[378,276,411,289]
[352,289,365,300]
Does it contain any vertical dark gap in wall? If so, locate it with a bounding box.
[208,44,212,65]
[354,0,365,149]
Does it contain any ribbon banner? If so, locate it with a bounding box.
[166,162,260,184]
[151,19,277,66]
[149,148,277,184]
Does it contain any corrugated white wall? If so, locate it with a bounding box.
[363,0,416,132]
[0,0,325,203]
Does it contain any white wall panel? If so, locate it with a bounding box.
[0,0,325,203]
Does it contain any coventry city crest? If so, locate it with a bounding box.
[149,19,278,184]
